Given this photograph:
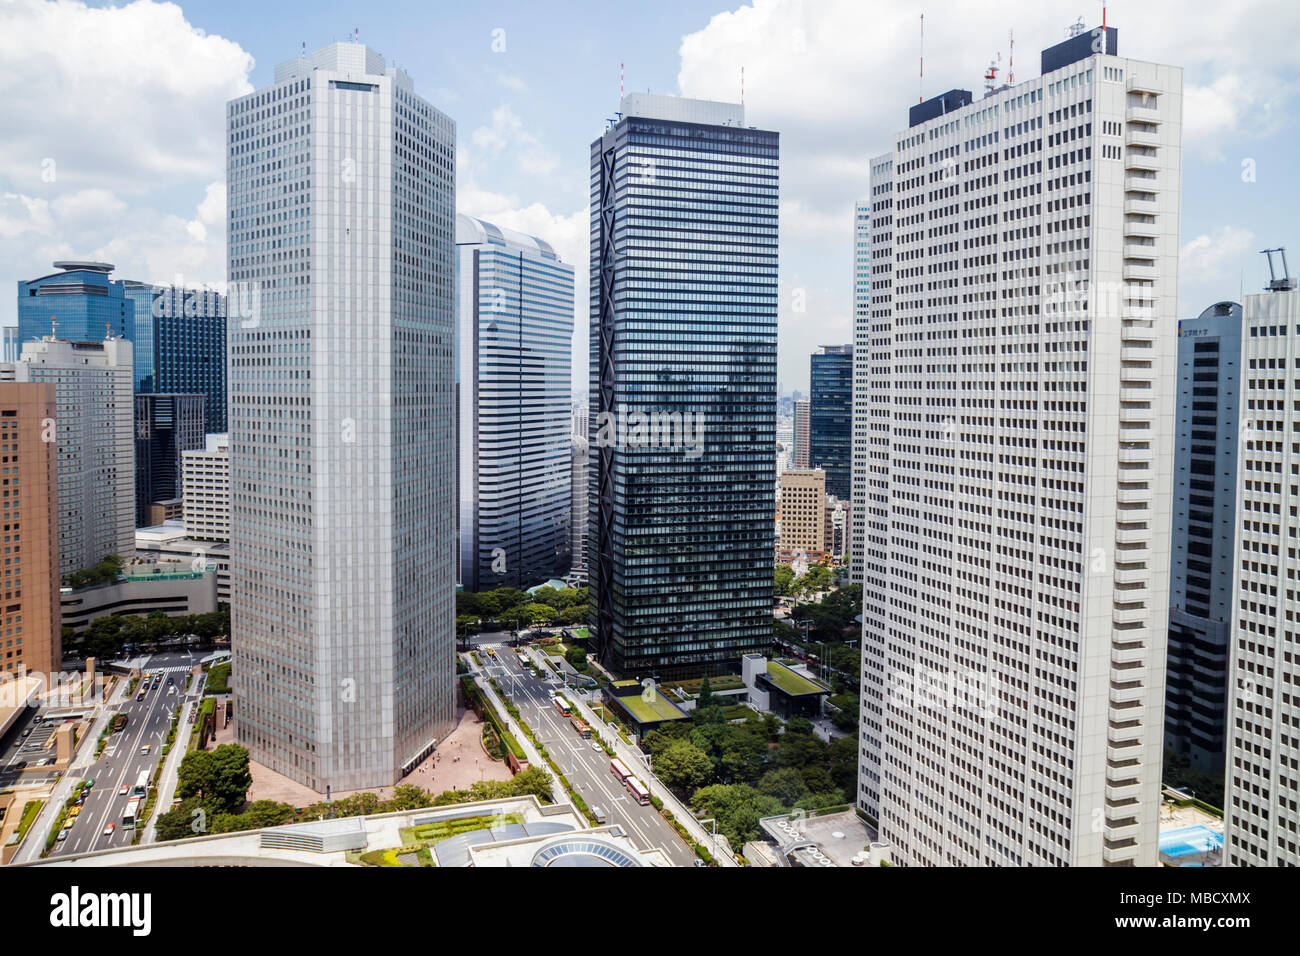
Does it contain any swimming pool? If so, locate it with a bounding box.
[1159,824,1223,859]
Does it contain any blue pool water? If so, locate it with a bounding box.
[1159,824,1223,858]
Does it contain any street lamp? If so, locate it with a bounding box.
[695,815,723,861]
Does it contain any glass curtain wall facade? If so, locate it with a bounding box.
[1166,302,1241,777]
[456,214,575,593]
[124,284,228,430]
[810,344,853,499]
[135,392,206,525]
[588,93,778,679]
[18,262,133,345]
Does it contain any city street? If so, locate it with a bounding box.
[38,651,201,859]
[479,644,698,867]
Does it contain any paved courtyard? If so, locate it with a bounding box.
[217,704,512,807]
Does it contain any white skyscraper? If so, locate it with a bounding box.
[850,201,870,585]
[1224,281,1300,867]
[857,27,1181,866]
[226,42,457,792]
[182,433,230,542]
[2,335,135,576]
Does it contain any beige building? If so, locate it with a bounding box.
[0,382,61,677]
[779,468,826,553]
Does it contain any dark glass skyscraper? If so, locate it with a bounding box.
[123,283,228,431]
[135,392,206,526]
[588,93,778,679]
[810,344,852,499]
[1166,301,1242,781]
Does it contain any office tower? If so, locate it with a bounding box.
[2,336,135,576]
[572,401,589,439]
[570,436,588,575]
[825,496,851,559]
[227,42,457,791]
[17,261,133,346]
[1224,281,1300,866]
[857,27,1181,866]
[182,433,231,542]
[779,468,827,554]
[134,393,206,526]
[589,92,778,678]
[123,283,228,430]
[810,344,853,499]
[455,214,575,592]
[850,202,871,585]
[793,399,811,467]
[0,383,60,677]
[1166,302,1242,779]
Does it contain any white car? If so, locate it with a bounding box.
[590,741,602,752]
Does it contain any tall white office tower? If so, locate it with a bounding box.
[455,215,575,593]
[226,43,457,792]
[1224,278,1300,867]
[850,202,871,585]
[857,27,1181,866]
[2,335,135,575]
[182,433,231,542]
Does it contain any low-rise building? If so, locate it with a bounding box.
[59,567,217,635]
[741,654,830,719]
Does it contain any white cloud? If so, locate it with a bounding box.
[1181,226,1255,279]
[0,0,251,325]
[471,104,558,175]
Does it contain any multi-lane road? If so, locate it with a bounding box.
[479,644,699,867]
[40,652,201,858]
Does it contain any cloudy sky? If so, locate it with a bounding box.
[2,0,1297,392]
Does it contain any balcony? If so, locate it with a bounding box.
[1110,682,1147,705]
[1105,780,1142,803]
[1127,75,1164,95]
[1124,219,1159,239]
[1103,841,1141,864]
[1124,151,1160,173]
[1125,127,1160,148]
[1121,320,1157,339]
[1105,817,1142,842]
[1117,444,1151,465]
[1123,262,1158,281]
[1111,644,1147,667]
[1112,566,1147,587]
[1116,485,1149,505]
[1112,608,1147,629]
[1126,105,1162,125]
[1123,240,1157,259]
[1124,174,1158,192]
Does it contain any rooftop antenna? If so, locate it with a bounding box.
[50,316,56,340]
[301,40,306,58]
[919,13,924,104]
[620,62,624,105]
[984,54,1000,96]
[741,65,745,107]
[1008,29,1014,84]
[1261,248,1298,291]
[354,27,359,43]
[1068,17,1086,37]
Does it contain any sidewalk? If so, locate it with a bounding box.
[141,696,193,843]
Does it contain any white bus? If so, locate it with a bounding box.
[122,795,142,830]
[133,771,148,797]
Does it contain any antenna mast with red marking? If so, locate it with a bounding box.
[919,14,924,104]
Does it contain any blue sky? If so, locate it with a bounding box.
[2,0,1298,392]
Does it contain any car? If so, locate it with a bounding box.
[167,686,175,695]
[590,741,602,752]
[68,806,81,818]
[82,778,94,788]
[56,828,68,842]
[119,784,130,796]
[21,728,30,737]
[136,693,145,701]
[102,823,115,836]
[167,677,174,684]
[590,805,607,824]
[140,745,150,755]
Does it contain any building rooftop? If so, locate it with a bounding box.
[764,660,831,697]
[759,808,883,867]
[610,688,690,724]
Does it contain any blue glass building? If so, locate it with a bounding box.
[17,261,132,344]
[588,93,778,678]
[810,344,852,500]
[1166,301,1242,778]
[124,283,227,431]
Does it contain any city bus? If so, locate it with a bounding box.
[627,777,651,806]
[133,771,148,797]
[570,717,591,739]
[122,795,142,830]
[554,695,572,718]
[609,758,632,784]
